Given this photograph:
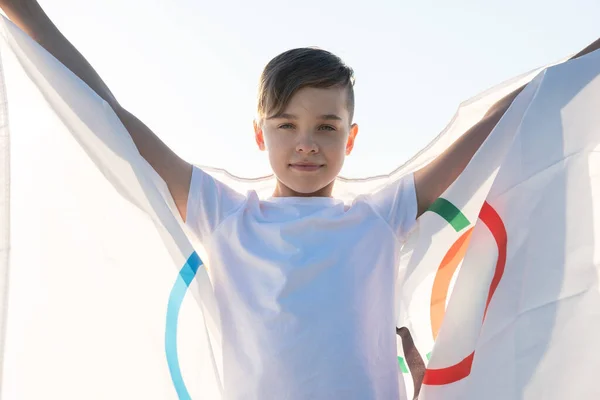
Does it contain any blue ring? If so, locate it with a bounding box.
[165,251,202,399]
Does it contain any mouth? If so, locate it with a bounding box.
[289,163,324,172]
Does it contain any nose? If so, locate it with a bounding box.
[295,131,319,153]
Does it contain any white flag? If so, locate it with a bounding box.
[1,13,598,400]
[0,17,222,399]
[395,48,600,400]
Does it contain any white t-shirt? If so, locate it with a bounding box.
[186,166,417,400]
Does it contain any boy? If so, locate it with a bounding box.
[2,1,599,399]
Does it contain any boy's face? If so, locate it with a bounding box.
[254,86,358,197]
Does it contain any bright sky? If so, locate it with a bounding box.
[40,0,598,178]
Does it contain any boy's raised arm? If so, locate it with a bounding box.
[0,0,193,220]
[413,37,600,218]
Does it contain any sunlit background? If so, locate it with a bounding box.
[37,0,599,178]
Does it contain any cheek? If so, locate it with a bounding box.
[264,135,290,168]
[264,131,286,150]
[320,135,348,156]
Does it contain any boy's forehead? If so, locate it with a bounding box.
[283,86,349,118]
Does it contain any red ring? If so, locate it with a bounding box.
[423,201,507,385]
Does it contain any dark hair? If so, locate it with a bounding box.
[257,47,355,123]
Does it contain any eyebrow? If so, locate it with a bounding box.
[268,113,343,121]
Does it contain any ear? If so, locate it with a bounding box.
[345,123,359,155]
[253,119,266,151]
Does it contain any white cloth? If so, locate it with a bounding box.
[7,13,599,400]
[185,166,417,399]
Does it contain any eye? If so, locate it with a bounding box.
[278,123,295,130]
[319,125,336,131]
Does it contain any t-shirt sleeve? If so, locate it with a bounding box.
[366,173,418,242]
[185,165,246,243]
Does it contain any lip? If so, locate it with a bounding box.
[289,163,324,172]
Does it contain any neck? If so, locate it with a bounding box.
[272,180,335,198]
